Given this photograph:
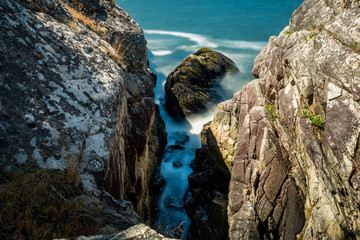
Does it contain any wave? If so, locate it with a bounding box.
[217,40,267,50]
[144,29,219,48]
[152,50,173,56]
[144,29,266,51]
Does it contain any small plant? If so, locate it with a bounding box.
[304,33,316,42]
[350,42,359,50]
[285,30,294,37]
[318,24,325,30]
[265,104,279,120]
[299,107,325,132]
[103,46,124,66]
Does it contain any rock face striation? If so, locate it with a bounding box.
[202,0,360,239]
[164,48,238,119]
[0,0,167,238]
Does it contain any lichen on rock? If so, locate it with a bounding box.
[0,0,167,238]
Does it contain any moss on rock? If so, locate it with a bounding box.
[164,48,238,119]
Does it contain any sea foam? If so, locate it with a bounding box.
[145,29,266,51]
[152,50,173,56]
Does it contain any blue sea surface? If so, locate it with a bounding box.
[115,0,303,238]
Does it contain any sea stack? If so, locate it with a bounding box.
[164,48,238,119]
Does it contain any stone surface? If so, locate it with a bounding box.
[204,0,360,239]
[71,224,175,240]
[0,0,166,238]
[164,48,238,119]
[185,128,231,240]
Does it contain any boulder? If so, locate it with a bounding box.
[164,48,238,119]
[0,0,166,238]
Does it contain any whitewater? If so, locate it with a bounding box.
[116,0,303,238]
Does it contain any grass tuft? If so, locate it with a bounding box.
[62,2,105,33]
[0,167,98,239]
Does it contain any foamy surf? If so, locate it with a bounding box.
[186,105,218,135]
[145,29,219,48]
[145,29,267,52]
[152,50,173,56]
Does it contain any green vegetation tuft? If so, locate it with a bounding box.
[285,30,294,37]
[317,24,325,30]
[309,32,316,40]
[350,42,359,51]
[0,167,98,240]
[265,104,280,120]
[299,107,326,132]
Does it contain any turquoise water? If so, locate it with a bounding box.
[116,0,303,238]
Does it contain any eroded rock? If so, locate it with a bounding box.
[206,0,360,239]
[0,0,166,238]
[164,48,238,119]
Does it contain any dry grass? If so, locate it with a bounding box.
[0,167,98,239]
[103,46,125,66]
[62,3,105,33]
[69,20,77,30]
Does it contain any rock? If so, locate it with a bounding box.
[164,197,183,209]
[202,0,360,239]
[164,48,238,119]
[75,192,141,233]
[185,128,231,239]
[71,223,175,239]
[173,160,183,168]
[0,0,166,238]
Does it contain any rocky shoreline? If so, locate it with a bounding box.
[1,0,360,239]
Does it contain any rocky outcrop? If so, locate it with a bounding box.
[0,0,165,238]
[202,0,360,239]
[164,48,238,119]
[73,224,173,240]
[185,133,230,240]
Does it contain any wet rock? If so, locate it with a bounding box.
[164,48,238,119]
[173,160,183,168]
[185,129,231,239]
[174,132,190,146]
[167,145,185,151]
[164,197,183,209]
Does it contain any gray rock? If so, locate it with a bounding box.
[0,0,166,238]
[69,224,175,240]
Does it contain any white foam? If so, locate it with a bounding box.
[145,29,267,51]
[217,39,267,50]
[187,105,218,134]
[145,29,219,48]
[152,50,173,56]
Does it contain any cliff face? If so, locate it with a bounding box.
[0,0,166,237]
[206,0,360,239]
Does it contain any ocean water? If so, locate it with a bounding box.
[116,0,303,238]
